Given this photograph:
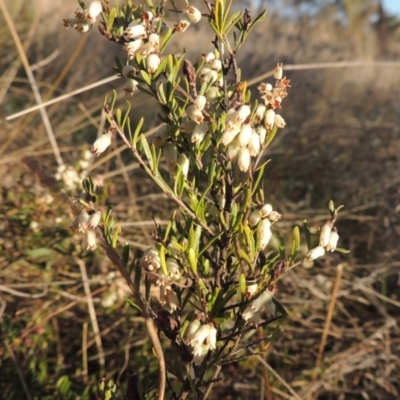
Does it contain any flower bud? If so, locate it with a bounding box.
[319,221,332,247]
[186,104,204,124]
[248,130,261,157]
[236,105,251,123]
[237,148,251,172]
[265,109,275,130]
[204,52,216,62]
[180,120,197,133]
[209,58,222,72]
[194,95,207,110]
[75,22,91,33]
[124,24,147,39]
[88,209,101,229]
[205,86,220,103]
[148,33,160,48]
[186,5,202,23]
[140,246,161,271]
[246,282,258,298]
[163,143,178,165]
[88,1,102,19]
[268,210,281,222]
[249,210,261,227]
[274,62,283,80]
[254,104,266,124]
[258,218,272,250]
[327,227,339,251]
[260,203,273,218]
[91,132,112,156]
[274,114,286,128]
[124,40,144,60]
[146,53,160,74]
[177,153,189,177]
[306,245,325,261]
[238,123,252,147]
[202,69,218,83]
[166,258,181,280]
[191,122,208,144]
[124,79,138,96]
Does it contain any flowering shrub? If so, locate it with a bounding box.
[62,1,349,398]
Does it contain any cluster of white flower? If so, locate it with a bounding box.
[70,209,101,250]
[242,289,275,326]
[140,246,182,311]
[63,1,103,33]
[248,203,281,250]
[55,150,92,190]
[306,221,340,261]
[185,318,217,365]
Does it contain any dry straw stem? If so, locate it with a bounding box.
[76,258,105,375]
[0,0,63,166]
[312,263,344,380]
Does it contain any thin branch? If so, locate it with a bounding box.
[201,365,222,400]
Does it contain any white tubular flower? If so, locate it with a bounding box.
[238,123,252,147]
[180,120,197,133]
[87,209,101,229]
[70,210,90,233]
[146,53,160,74]
[209,58,222,72]
[186,104,204,124]
[124,39,144,59]
[236,105,251,123]
[242,309,262,326]
[260,203,273,218]
[319,221,332,247]
[174,19,190,33]
[268,210,281,222]
[274,62,283,80]
[252,289,274,312]
[192,344,209,366]
[249,210,261,227]
[274,114,286,128]
[186,319,201,343]
[257,126,267,146]
[205,86,220,103]
[254,104,266,124]
[199,66,212,80]
[190,324,211,348]
[160,286,179,311]
[91,132,112,156]
[248,130,261,157]
[246,282,258,298]
[121,65,135,79]
[88,1,102,19]
[207,325,217,349]
[124,24,147,39]
[140,246,161,271]
[163,143,178,165]
[226,138,240,162]
[136,41,154,57]
[204,52,216,62]
[177,154,189,177]
[265,109,275,130]
[86,230,97,250]
[186,5,202,23]
[258,218,272,250]
[327,227,339,252]
[221,123,241,146]
[152,126,169,147]
[306,245,326,261]
[194,95,207,110]
[166,258,181,280]
[237,148,251,172]
[191,122,208,144]
[148,33,160,48]
[124,79,138,97]
[202,69,218,83]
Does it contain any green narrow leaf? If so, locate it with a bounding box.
[239,273,246,295]
[111,224,121,248]
[121,101,131,128]
[288,226,300,264]
[302,220,312,250]
[107,8,117,32]
[328,200,335,214]
[252,164,266,195]
[139,134,153,166]
[278,235,286,260]
[335,247,350,254]
[159,246,168,276]
[198,231,223,256]
[140,70,152,86]
[115,108,122,126]
[238,249,253,267]
[265,125,278,148]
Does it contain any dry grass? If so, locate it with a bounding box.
[1,1,400,399]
